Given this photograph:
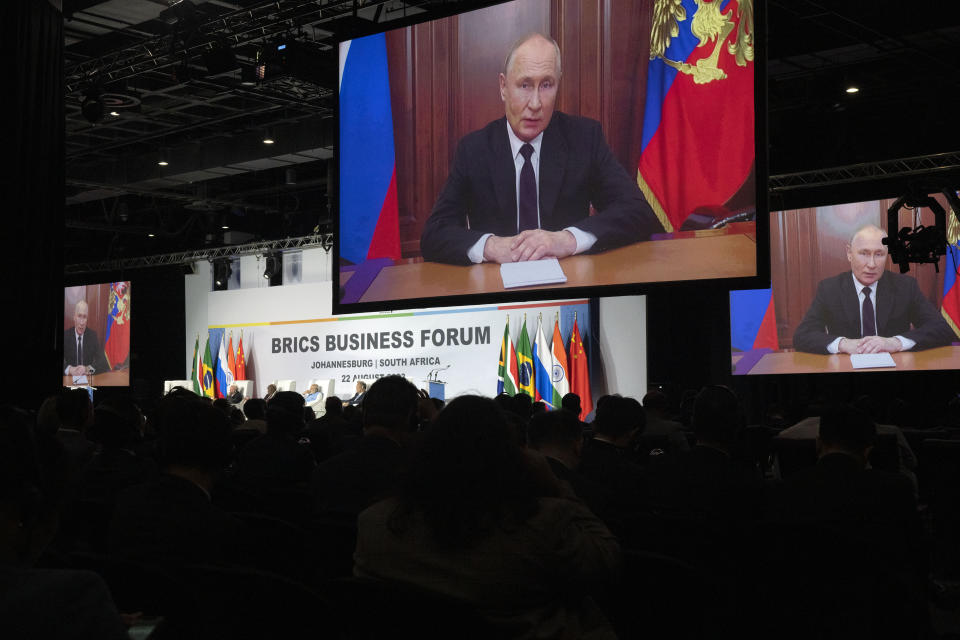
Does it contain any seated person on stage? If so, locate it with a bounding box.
[793,225,954,354]
[419,33,661,266]
[63,300,109,376]
[342,380,367,407]
[226,384,244,405]
[303,383,322,403]
[263,384,277,403]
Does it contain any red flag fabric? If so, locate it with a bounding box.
[637,0,755,231]
[227,334,237,380]
[567,319,593,421]
[236,335,247,381]
[103,282,130,370]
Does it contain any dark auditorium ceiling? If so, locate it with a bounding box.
[63,0,960,269]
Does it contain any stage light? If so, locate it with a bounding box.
[263,137,275,144]
[263,255,278,279]
[109,111,120,117]
[147,233,155,237]
[158,160,169,166]
[213,259,233,290]
[845,86,859,94]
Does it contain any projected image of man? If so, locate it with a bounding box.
[420,33,662,265]
[793,225,954,354]
[64,300,108,375]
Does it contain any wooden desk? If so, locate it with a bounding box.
[63,370,130,387]
[740,346,960,375]
[359,232,756,303]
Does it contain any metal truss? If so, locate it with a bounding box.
[64,0,428,95]
[65,233,334,275]
[769,152,960,193]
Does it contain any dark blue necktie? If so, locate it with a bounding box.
[77,336,83,366]
[518,143,537,232]
[862,287,876,336]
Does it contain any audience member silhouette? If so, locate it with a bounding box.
[54,388,96,472]
[241,398,267,434]
[313,375,419,517]
[354,395,621,638]
[231,391,315,489]
[647,385,763,524]
[0,405,130,639]
[640,389,690,456]
[528,409,612,519]
[304,397,354,463]
[579,395,648,514]
[109,395,248,567]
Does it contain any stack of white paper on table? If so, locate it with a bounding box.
[500,258,567,289]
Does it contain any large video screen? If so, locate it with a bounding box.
[64,282,131,386]
[731,194,960,375]
[335,0,764,313]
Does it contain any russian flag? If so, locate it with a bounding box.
[730,288,778,352]
[942,228,960,340]
[339,33,401,265]
[637,0,754,231]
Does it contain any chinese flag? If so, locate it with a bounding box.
[236,335,246,381]
[567,319,593,421]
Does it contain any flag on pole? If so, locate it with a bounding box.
[191,335,201,395]
[730,287,779,351]
[215,335,234,398]
[103,282,130,370]
[516,316,535,398]
[533,314,557,409]
[236,334,247,381]
[202,337,215,399]
[568,317,592,421]
[227,333,237,380]
[497,319,519,396]
[551,316,570,408]
[339,33,402,264]
[942,199,960,339]
[637,0,755,232]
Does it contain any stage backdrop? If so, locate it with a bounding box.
[213,299,590,400]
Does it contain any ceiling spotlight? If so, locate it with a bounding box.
[147,233,155,237]
[158,160,169,166]
[213,259,233,290]
[109,111,120,117]
[263,254,280,282]
[263,137,275,144]
[845,86,859,94]
[221,225,230,230]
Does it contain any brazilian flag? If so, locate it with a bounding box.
[202,336,215,398]
[516,317,534,398]
[191,335,201,395]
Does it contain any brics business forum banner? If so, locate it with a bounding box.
[212,299,590,400]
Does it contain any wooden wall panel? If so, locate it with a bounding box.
[386,0,651,257]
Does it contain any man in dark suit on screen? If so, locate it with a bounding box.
[63,300,108,375]
[419,33,661,265]
[793,225,954,354]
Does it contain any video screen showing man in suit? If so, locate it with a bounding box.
[64,300,108,376]
[793,225,954,355]
[419,33,662,266]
